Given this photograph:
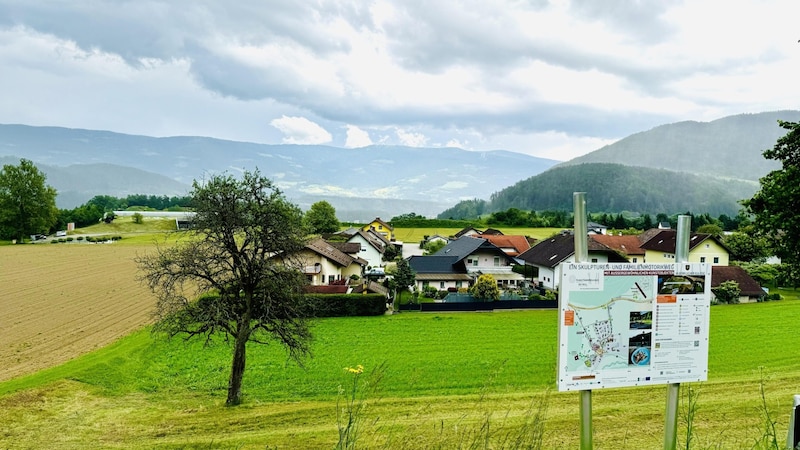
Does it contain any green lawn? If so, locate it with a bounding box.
[2,294,800,449]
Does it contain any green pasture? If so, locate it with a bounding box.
[2,293,800,449]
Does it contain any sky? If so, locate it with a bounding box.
[0,1,798,162]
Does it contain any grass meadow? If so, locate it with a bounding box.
[2,295,800,449]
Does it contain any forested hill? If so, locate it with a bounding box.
[438,163,758,219]
[556,110,800,180]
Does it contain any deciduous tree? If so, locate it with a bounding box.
[0,159,57,242]
[137,170,311,406]
[744,120,800,267]
[304,200,339,234]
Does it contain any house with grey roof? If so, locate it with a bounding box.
[407,235,526,292]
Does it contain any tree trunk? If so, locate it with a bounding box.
[226,321,250,406]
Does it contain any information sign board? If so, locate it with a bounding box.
[557,262,711,391]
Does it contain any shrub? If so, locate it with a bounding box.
[66,237,73,242]
[422,286,439,298]
[306,294,387,317]
[50,240,59,244]
[76,236,84,241]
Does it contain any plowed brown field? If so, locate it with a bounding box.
[0,243,156,382]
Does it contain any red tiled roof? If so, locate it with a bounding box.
[481,234,531,256]
[590,234,645,256]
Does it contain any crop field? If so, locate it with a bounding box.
[3,236,800,448]
[0,243,157,381]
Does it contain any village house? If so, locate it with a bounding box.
[407,235,526,292]
[516,231,628,290]
[638,229,729,265]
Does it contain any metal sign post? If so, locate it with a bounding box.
[664,215,691,450]
[573,192,593,450]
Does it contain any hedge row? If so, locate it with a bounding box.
[307,293,387,317]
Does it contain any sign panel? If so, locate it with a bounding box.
[557,262,711,391]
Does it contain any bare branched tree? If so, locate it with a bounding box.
[137,170,312,405]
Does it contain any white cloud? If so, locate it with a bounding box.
[344,124,372,147]
[1,1,799,161]
[269,115,332,145]
[395,128,428,147]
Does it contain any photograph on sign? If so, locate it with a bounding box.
[557,263,711,391]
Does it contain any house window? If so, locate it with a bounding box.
[700,257,706,263]
[591,258,598,263]
[632,257,638,263]
[494,256,500,267]
[422,281,429,288]
[328,275,336,284]
[456,281,462,288]
[713,256,719,264]
[440,281,445,289]
[473,259,478,266]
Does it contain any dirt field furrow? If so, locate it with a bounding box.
[0,244,157,381]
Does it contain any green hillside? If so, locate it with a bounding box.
[440,163,758,218]
[558,110,800,181]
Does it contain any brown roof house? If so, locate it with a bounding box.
[590,234,646,263]
[517,231,628,290]
[711,266,766,303]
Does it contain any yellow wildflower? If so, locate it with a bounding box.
[345,365,364,374]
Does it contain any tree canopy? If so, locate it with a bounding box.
[136,170,312,406]
[304,200,339,234]
[744,120,800,266]
[0,159,58,242]
[470,274,500,301]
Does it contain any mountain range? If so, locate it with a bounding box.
[2,109,799,220]
[0,125,557,220]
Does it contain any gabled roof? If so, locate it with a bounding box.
[638,228,664,245]
[434,235,515,264]
[407,255,462,274]
[329,241,362,254]
[367,217,393,231]
[639,230,728,253]
[482,228,504,235]
[481,234,531,256]
[517,232,628,268]
[454,226,482,238]
[305,238,357,267]
[711,266,765,297]
[590,234,645,256]
[348,230,386,253]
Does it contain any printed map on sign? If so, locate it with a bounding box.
[563,271,655,374]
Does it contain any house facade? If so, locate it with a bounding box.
[346,229,387,269]
[407,235,526,292]
[362,217,394,241]
[295,238,364,286]
[638,229,729,266]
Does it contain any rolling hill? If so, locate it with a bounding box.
[439,111,800,218]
